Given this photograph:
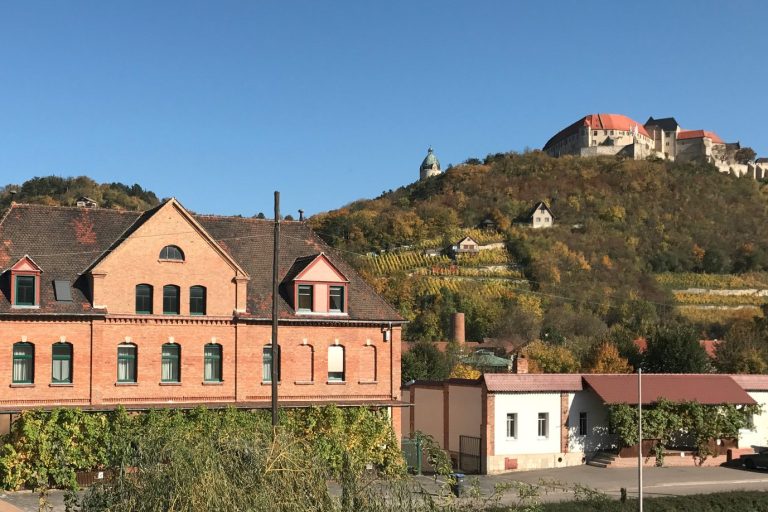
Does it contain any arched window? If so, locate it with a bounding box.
[163,285,180,315]
[159,245,185,261]
[135,284,153,314]
[328,345,345,382]
[189,286,207,315]
[52,342,73,384]
[204,343,222,382]
[262,345,281,383]
[12,342,34,384]
[117,343,137,383]
[161,343,181,382]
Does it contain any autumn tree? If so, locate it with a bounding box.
[449,363,481,379]
[524,340,580,373]
[715,319,768,374]
[587,342,632,374]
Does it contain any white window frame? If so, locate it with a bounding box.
[506,413,517,439]
[537,412,549,438]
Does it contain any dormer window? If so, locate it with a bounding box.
[10,255,42,308]
[15,276,36,306]
[297,285,313,312]
[159,245,185,261]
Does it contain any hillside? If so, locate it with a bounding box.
[311,152,768,350]
[0,176,160,211]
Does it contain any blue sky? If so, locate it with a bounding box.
[1,1,766,217]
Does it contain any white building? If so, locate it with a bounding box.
[403,373,765,474]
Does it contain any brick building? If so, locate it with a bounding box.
[0,199,405,434]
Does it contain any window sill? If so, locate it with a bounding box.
[326,381,347,385]
[294,380,314,385]
[160,382,182,386]
[158,259,185,264]
[49,383,73,387]
[358,380,378,385]
[10,383,34,388]
[115,382,138,386]
[261,381,281,385]
[202,381,224,386]
[11,305,39,309]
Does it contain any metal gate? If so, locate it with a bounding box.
[401,437,422,474]
[459,435,481,474]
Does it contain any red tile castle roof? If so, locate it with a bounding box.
[544,113,650,150]
[677,129,724,144]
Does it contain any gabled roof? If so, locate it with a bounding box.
[0,202,403,322]
[644,117,680,132]
[287,252,349,283]
[583,374,755,405]
[483,373,583,393]
[526,201,554,221]
[9,254,43,273]
[455,236,478,246]
[677,130,725,144]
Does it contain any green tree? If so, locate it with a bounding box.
[643,323,712,373]
[525,339,580,373]
[401,340,450,383]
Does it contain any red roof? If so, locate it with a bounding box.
[544,113,649,150]
[731,375,768,391]
[483,373,583,393]
[583,374,755,405]
[677,130,724,144]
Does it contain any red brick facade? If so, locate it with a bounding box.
[0,200,404,430]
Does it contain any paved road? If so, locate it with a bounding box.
[3,465,768,510]
[414,465,768,503]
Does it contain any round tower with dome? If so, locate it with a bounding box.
[419,147,441,180]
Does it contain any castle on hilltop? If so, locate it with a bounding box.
[543,113,767,179]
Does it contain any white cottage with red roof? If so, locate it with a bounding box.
[403,373,767,474]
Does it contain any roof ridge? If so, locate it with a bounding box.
[193,213,306,224]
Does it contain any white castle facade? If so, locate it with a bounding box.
[543,114,767,179]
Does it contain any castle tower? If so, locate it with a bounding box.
[419,147,441,181]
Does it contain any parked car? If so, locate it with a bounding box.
[741,449,768,469]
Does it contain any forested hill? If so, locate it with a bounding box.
[0,176,160,211]
[312,153,768,270]
[310,152,768,353]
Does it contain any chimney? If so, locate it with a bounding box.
[298,209,305,221]
[514,353,528,374]
[451,312,465,344]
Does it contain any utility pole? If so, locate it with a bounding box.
[271,191,280,427]
[638,368,643,512]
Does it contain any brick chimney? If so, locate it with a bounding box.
[514,353,528,374]
[451,312,465,344]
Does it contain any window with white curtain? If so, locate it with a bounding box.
[117,344,137,383]
[161,343,180,382]
[52,342,72,384]
[328,345,345,382]
[12,342,34,384]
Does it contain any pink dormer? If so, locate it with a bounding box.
[289,253,349,315]
[9,255,43,308]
